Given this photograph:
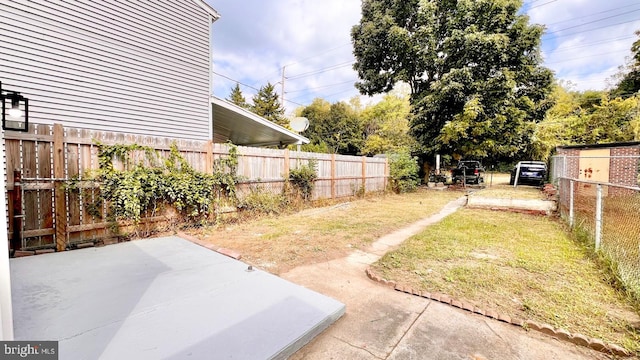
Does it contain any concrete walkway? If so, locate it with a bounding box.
[283,197,609,360]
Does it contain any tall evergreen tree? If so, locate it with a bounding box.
[252,82,287,127]
[227,83,249,109]
[352,0,554,160]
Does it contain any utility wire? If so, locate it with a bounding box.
[545,4,640,26]
[213,71,260,92]
[287,60,355,80]
[543,18,640,41]
[548,35,635,53]
[545,49,629,64]
[544,9,640,35]
[284,42,352,68]
[286,79,357,94]
[528,0,557,10]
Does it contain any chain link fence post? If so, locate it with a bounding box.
[595,184,603,251]
[569,179,574,228]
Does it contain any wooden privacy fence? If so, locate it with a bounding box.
[4,123,389,252]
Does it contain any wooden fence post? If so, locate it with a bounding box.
[205,140,213,174]
[283,149,290,179]
[53,123,67,251]
[384,157,389,190]
[331,153,336,199]
[361,156,366,192]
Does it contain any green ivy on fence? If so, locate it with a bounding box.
[69,142,239,228]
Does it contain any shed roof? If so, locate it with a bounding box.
[211,96,310,147]
[556,141,640,150]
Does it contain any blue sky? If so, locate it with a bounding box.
[207,0,640,113]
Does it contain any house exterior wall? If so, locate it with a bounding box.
[0,0,217,140]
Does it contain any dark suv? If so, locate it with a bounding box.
[510,161,547,186]
[452,161,485,184]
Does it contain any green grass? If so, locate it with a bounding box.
[197,188,462,273]
[373,208,640,354]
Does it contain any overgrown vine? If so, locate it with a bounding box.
[72,141,239,229]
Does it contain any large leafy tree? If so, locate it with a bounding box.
[352,0,553,161]
[252,82,287,127]
[533,85,640,159]
[227,83,249,109]
[361,93,417,155]
[300,98,364,154]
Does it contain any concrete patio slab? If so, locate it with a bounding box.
[10,236,345,360]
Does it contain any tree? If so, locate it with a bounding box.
[300,98,364,155]
[611,30,640,98]
[352,0,553,161]
[533,85,640,160]
[360,93,416,155]
[227,83,249,109]
[252,82,287,127]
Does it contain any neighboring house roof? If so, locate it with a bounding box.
[557,141,640,150]
[211,96,310,147]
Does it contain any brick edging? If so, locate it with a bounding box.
[177,231,242,260]
[364,267,631,357]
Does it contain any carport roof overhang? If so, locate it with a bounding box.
[212,96,310,147]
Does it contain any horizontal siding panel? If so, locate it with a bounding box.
[1,18,209,82]
[58,0,210,56]
[0,60,208,110]
[4,1,209,64]
[0,0,213,140]
[3,87,208,122]
[101,0,210,42]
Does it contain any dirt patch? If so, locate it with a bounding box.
[187,189,461,274]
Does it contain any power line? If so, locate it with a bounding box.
[544,8,640,35]
[545,49,629,65]
[287,60,355,80]
[213,71,260,92]
[284,42,352,68]
[548,35,635,53]
[253,42,352,86]
[545,4,640,26]
[543,18,640,41]
[286,79,357,94]
[528,0,557,10]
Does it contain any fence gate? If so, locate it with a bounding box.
[19,176,55,250]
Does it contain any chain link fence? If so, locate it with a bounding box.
[552,154,640,301]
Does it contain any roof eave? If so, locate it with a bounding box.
[192,0,220,21]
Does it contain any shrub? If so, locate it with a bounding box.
[388,151,420,193]
[289,159,318,201]
[238,185,288,216]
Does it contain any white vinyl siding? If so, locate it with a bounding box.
[0,0,216,140]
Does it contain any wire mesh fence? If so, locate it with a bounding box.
[556,177,640,301]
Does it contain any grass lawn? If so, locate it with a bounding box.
[193,188,461,274]
[371,208,640,354]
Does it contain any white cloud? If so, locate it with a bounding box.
[528,0,640,91]
[207,0,640,113]
[207,0,362,113]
